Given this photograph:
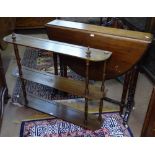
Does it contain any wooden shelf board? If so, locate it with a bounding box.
[26,94,103,131]
[3,33,112,62]
[13,66,104,100]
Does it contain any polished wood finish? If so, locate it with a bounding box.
[26,94,103,130]
[46,19,152,79]
[46,19,153,125]
[4,33,110,129]
[4,34,111,62]
[112,17,155,83]
[46,20,152,41]
[13,66,104,100]
[16,17,55,29]
[141,87,155,136]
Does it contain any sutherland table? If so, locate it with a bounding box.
[46,19,153,125]
[4,33,112,130]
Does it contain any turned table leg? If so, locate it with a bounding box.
[63,63,67,78]
[53,53,58,75]
[123,66,139,125]
[59,55,67,77]
[52,53,59,94]
[120,71,131,115]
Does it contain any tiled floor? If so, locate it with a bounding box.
[0,33,153,137]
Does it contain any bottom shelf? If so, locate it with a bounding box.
[25,94,103,131]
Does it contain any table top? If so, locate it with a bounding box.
[46,19,152,42]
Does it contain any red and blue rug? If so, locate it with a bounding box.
[20,112,133,137]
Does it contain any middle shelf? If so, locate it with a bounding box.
[14,66,104,100]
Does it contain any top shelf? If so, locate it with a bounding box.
[3,33,112,62]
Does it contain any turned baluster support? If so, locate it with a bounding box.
[12,33,28,106]
[84,47,91,125]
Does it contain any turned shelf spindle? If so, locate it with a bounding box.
[12,33,28,106]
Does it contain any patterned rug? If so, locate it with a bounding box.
[12,48,119,113]
[20,112,133,137]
